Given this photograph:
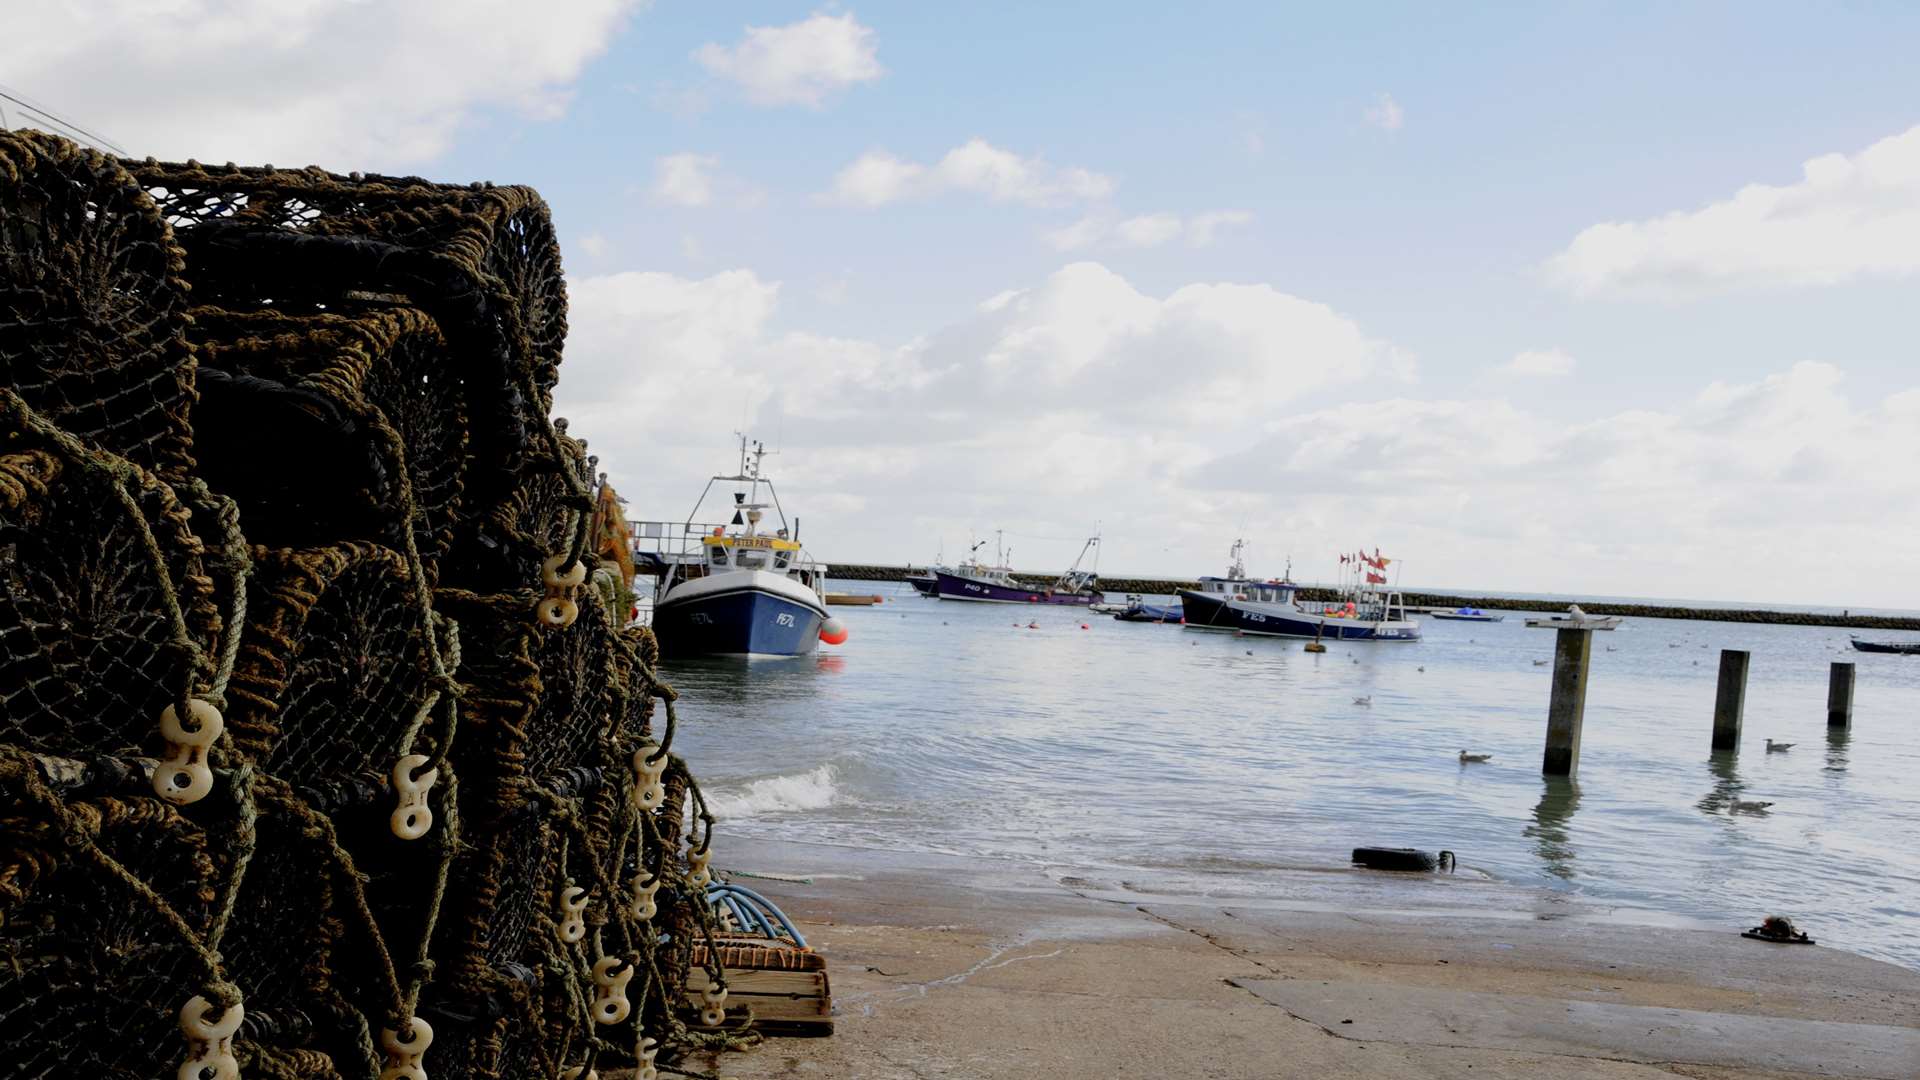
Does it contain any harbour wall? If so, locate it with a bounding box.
[827,563,1920,632]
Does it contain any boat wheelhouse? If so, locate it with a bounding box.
[644,438,833,658]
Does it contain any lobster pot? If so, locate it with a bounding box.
[221,542,452,1056]
[613,625,663,743]
[0,132,197,481]
[124,159,566,489]
[225,544,438,774]
[440,431,590,594]
[0,419,220,758]
[0,763,236,1078]
[188,310,471,572]
[209,780,367,1078]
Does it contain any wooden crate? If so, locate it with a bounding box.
[687,940,833,1036]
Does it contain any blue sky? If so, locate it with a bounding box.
[9,3,1920,603]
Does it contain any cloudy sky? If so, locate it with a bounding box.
[8,3,1920,606]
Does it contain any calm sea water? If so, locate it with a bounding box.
[664,584,1920,970]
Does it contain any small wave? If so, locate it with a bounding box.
[707,764,842,820]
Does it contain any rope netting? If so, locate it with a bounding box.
[122,158,567,496]
[0,133,751,1079]
[188,309,471,572]
[0,391,223,757]
[0,131,197,483]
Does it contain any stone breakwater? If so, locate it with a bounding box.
[830,563,1920,632]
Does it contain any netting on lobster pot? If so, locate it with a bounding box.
[0,396,221,758]
[187,309,471,571]
[0,132,196,481]
[223,544,436,775]
[212,778,369,1077]
[441,429,591,594]
[0,752,237,1079]
[122,159,568,487]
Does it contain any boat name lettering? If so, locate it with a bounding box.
[775,613,796,627]
[689,613,713,625]
[734,537,775,549]
[1246,613,1267,623]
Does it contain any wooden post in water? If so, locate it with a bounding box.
[1711,649,1749,751]
[1827,661,1854,729]
[1542,627,1592,776]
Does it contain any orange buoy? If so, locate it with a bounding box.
[819,617,849,645]
[1080,623,1089,629]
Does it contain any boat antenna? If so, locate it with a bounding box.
[0,85,129,156]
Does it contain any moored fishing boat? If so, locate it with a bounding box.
[1849,635,1920,655]
[1430,607,1504,622]
[648,438,837,658]
[1180,545,1420,642]
[933,532,1104,605]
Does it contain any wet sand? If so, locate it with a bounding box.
[687,838,1920,1080]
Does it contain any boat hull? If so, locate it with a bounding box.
[933,570,1102,605]
[1430,612,1503,622]
[907,575,938,596]
[1850,638,1920,655]
[1178,590,1420,642]
[655,576,828,658]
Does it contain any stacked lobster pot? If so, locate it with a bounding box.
[0,131,746,1079]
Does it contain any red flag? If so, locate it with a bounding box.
[1367,572,1386,584]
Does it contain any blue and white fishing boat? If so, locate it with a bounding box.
[649,438,835,658]
[1180,546,1420,642]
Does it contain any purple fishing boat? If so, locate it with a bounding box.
[932,533,1103,605]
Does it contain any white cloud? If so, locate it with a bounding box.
[653,153,719,207]
[1194,361,1920,604]
[0,0,639,167]
[694,10,883,107]
[1549,123,1920,298]
[553,263,1920,604]
[1363,92,1403,132]
[1045,210,1252,251]
[554,261,1403,565]
[1114,213,1184,248]
[826,139,1115,207]
[1503,348,1576,377]
[1188,210,1255,247]
[649,152,763,209]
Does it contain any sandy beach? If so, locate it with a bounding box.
[686,838,1920,1080]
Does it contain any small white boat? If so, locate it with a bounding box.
[1524,604,1622,631]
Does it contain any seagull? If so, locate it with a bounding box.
[1459,750,1493,763]
[1353,696,1372,706]
[1532,658,1550,666]
[1605,645,1617,652]
[1765,739,1795,753]
[1730,799,1775,813]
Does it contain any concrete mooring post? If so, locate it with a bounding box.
[1542,627,1593,776]
[1712,649,1749,751]
[1827,661,1855,729]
